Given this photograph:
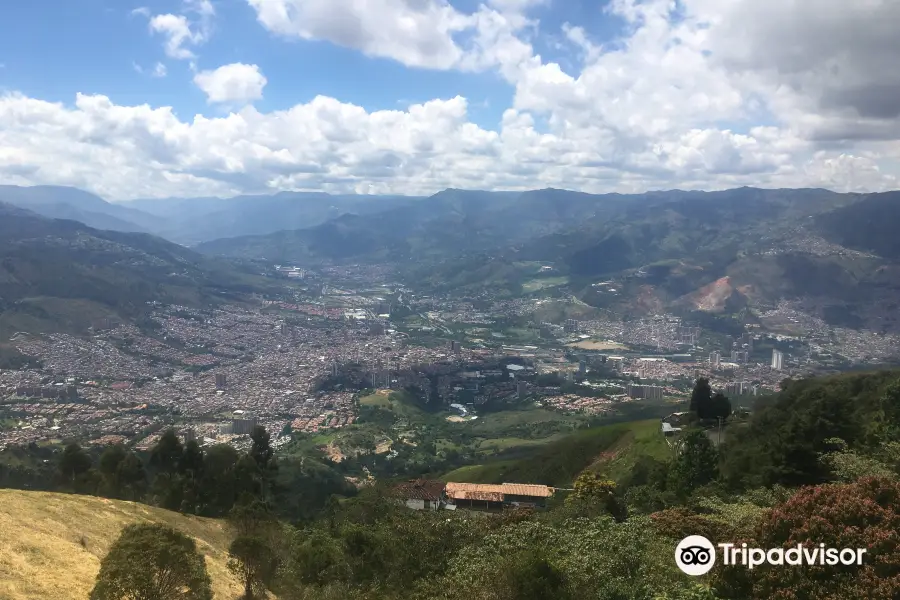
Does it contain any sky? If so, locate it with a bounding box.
[0,0,898,200]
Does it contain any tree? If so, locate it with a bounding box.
[59,442,93,488]
[116,451,148,501]
[567,472,627,521]
[98,444,127,497]
[710,392,732,422]
[150,429,184,474]
[228,535,280,600]
[690,378,713,419]
[715,476,900,599]
[249,425,278,500]
[670,429,719,497]
[90,523,212,600]
[201,444,240,516]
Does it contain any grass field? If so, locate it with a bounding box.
[585,419,672,481]
[0,490,245,600]
[522,276,569,292]
[442,419,671,487]
[566,339,629,351]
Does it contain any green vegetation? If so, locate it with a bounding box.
[90,523,213,600]
[7,369,900,599]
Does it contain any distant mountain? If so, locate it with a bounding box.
[120,191,424,244]
[0,185,163,233]
[195,188,624,262]
[0,203,272,337]
[815,191,900,260]
[196,185,900,332]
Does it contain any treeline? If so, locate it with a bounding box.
[20,426,355,521]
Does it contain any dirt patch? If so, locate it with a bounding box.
[567,340,628,351]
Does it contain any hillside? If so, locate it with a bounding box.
[0,489,244,600]
[0,203,273,337]
[440,419,670,487]
[122,191,422,245]
[0,185,162,234]
[194,188,623,263]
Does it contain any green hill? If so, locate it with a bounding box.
[0,203,274,337]
[0,489,245,600]
[441,419,669,487]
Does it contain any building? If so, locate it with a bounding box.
[517,380,528,399]
[725,381,751,396]
[661,422,682,436]
[564,319,580,334]
[607,356,624,372]
[730,350,748,363]
[448,340,461,353]
[393,479,445,510]
[771,349,784,371]
[625,382,665,401]
[444,482,554,510]
[215,373,227,390]
[709,352,720,367]
[232,414,258,435]
[182,428,197,444]
[578,359,587,376]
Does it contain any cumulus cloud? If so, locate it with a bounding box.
[146,0,215,60]
[194,63,267,104]
[0,0,898,199]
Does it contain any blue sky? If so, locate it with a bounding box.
[0,0,895,200]
[0,0,626,129]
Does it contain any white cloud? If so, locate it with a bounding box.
[194,63,267,104]
[152,62,168,78]
[0,0,898,199]
[149,14,204,60]
[145,0,215,60]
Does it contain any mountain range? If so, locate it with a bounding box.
[2,183,900,335]
[194,186,900,333]
[0,202,273,339]
[0,185,420,245]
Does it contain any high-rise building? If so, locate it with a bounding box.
[771,349,784,371]
[725,381,750,396]
[517,380,528,399]
[232,415,258,435]
[215,373,227,390]
[564,319,579,334]
[709,352,720,367]
[578,359,587,376]
[730,350,748,363]
[625,383,664,400]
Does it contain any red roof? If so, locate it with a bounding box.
[393,479,444,502]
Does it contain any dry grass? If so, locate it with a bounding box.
[0,489,246,600]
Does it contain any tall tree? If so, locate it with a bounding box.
[59,442,92,487]
[228,535,280,600]
[150,429,184,474]
[670,429,719,497]
[711,392,732,422]
[690,378,713,419]
[90,523,212,600]
[200,444,240,516]
[117,451,148,501]
[150,429,186,510]
[98,444,128,498]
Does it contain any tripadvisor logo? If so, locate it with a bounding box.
[675,536,867,576]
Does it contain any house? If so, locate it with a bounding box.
[444,482,554,511]
[393,479,445,510]
[661,422,682,436]
[663,412,689,426]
